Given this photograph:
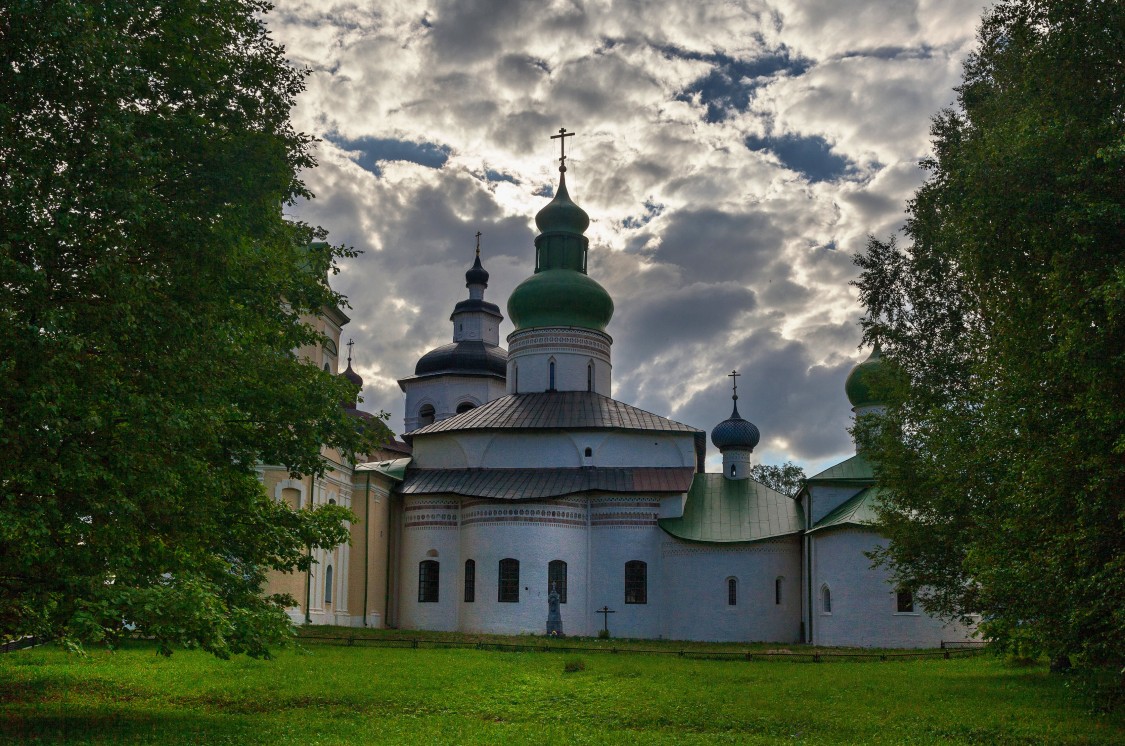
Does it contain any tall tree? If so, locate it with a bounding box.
[854,0,1124,666]
[0,0,380,656]
[749,462,806,497]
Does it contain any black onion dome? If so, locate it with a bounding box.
[414,340,507,378]
[465,253,489,287]
[710,402,761,452]
[340,362,363,388]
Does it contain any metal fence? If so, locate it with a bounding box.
[296,634,985,662]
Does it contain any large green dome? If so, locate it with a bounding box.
[508,269,614,332]
[845,345,885,408]
[508,167,614,333]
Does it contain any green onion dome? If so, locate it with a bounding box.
[507,170,614,332]
[845,345,885,408]
[508,270,614,332]
[534,172,590,234]
[711,401,760,452]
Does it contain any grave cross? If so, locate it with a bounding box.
[596,605,616,634]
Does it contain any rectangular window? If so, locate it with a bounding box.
[418,560,439,603]
[498,558,519,602]
[464,559,475,603]
[625,560,647,604]
[896,588,914,613]
[775,577,783,605]
[548,560,567,603]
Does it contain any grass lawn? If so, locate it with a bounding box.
[1,636,1120,745]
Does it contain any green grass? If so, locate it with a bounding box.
[1,638,1120,745]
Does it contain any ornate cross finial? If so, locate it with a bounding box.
[475,231,482,258]
[550,127,575,172]
[728,370,741,401]
[346,338,354,366]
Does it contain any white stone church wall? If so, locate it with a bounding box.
[397,496,462,631]
[403,375,507,433]
[588,496,665,639]
[660,536,802,643]
[457,498,590,635]
[809,484,864,525]
[811,527,971,648]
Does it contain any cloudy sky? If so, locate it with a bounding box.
[268,0,987,474]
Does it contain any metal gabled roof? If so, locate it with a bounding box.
[407,391,702,436]
[399,466,696,500]
[805,452,874,484]
[355,457,412,482]
[659,473,804,544]
[808,486,882,533]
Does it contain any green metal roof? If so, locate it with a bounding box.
[659,474,803,544]
[355,457,411,482]
[808,486,882,533]
[805,453,874,484]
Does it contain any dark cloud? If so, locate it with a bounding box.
[745,133,852,182]
[645,208,787,284]
[666,45,812,123]
[325,134,451,176]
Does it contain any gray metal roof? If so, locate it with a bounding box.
[399,467,696,500]
[407,391,702,436]
[659,473,804,544]
[808,486,882,533]
[400,340,508,382]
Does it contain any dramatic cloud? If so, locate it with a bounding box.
[269,0,986,472]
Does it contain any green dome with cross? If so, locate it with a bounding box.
[508,129,614,333]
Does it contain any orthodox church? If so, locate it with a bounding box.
[261,147,972,648]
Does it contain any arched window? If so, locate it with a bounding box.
[418,560,439,603]
[328,498,336,505]
[323,362,331,372]
[498,558,519,602]
[513,364,518,393]
[548,560,567,603]
[625,560,647,604]
[548,358,556,391]
[730,463,737,477]
[896,588,914,613]
[584,447,593,458]
[727,577,737,606]
[456,402,476,415]
[418,404,435,427]
[464,559,475,603]
[324,565,334,604]
[587,361,594,392]
[775,577,783,605]
[821,585,832,614]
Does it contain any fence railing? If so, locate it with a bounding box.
[295,634,985,662]
[0,636,41,654]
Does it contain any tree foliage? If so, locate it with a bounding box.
[0,0,382,656]
[854,0,1124,666]
[749,462,806,497]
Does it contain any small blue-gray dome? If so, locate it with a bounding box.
[711,402,760,452]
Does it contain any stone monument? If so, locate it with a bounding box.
[546,583,564,637]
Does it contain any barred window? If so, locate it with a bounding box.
[464,559,475,603]
[418,560,439,603]
[498,558,519,602]
[625,560,647,604]
[727,577,737,606]
[548,560,567,603]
